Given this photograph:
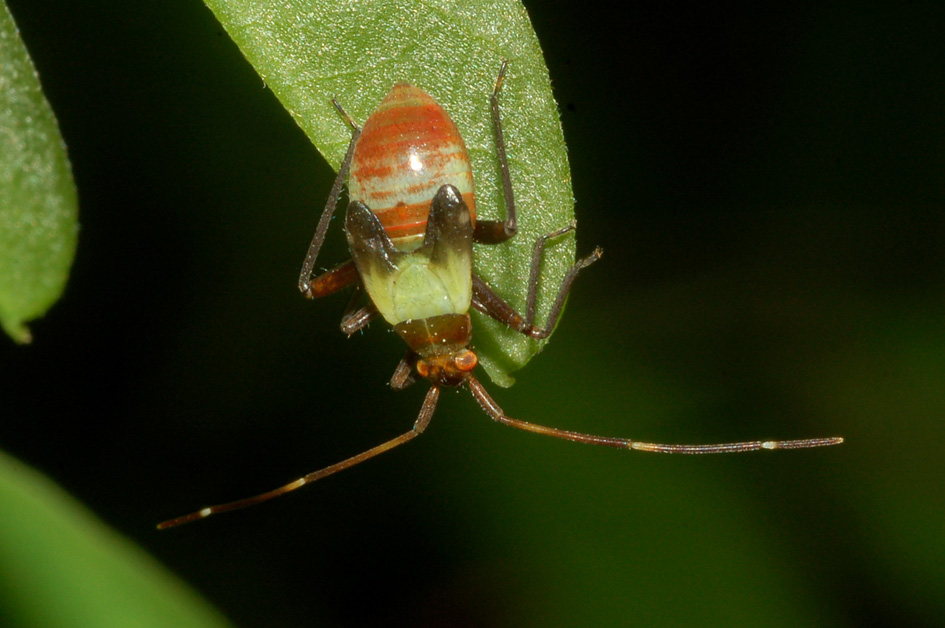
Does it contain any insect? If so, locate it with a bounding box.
[158,62,842,529]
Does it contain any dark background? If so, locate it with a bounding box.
[2,1,943,627]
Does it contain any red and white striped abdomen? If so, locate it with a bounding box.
[349,83,476,251]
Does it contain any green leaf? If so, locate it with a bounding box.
[0,450,232,628]
[203,0,579,386]
[0,3,78,343]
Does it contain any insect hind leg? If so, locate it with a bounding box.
[298,101,362,296]
[474,60,518,245]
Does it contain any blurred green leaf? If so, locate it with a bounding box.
[0,3,78,343]
[0,450,232,628]
[203,0,578,386]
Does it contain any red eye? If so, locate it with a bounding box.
[416,361,431,379]
[454,350,478,372]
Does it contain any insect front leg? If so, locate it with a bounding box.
[339,282,377,335]
[472,225,602,339]
[389,350,419,390]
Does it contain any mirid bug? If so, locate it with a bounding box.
[158,63,842,529]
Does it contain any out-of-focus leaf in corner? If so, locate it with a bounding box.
[0,2,78,343]
[0,450,233,628]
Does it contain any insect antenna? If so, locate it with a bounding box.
[157,386,440,529]
[466,376,843,454]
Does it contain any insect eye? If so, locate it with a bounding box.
[416,361,431,378]
[453,350,478,372]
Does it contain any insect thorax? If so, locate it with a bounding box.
[358,239,472,326]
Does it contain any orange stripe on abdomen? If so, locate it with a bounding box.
[349,83,476,250]
[372,192,477,244]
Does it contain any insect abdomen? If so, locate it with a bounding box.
[349,83,476,251]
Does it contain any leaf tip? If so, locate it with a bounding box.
[1,317,33,344]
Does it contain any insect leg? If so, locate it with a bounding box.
[339,283,377,335]
[298,104,362,296]
[157,386,440,529]
[522,226,602,338]
[474,60,518,245]
[471,229,601,339]
[304,259,360,301]
[466,376,842,454]
[389,350,419,390]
